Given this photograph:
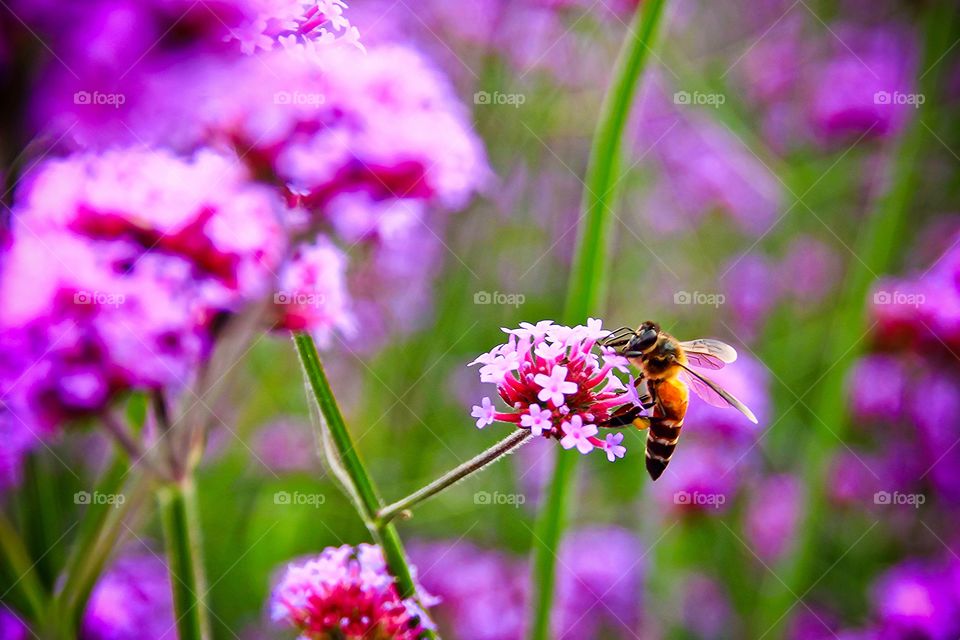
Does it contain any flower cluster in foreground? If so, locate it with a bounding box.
[271,544,435,640]
[470,320,639,461]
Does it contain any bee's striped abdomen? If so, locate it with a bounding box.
[645,418,683,480]
[644,375,689,481]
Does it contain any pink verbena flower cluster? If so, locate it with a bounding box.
[469,320,637,461]
[271,544,435,640]
[0,149,287,432]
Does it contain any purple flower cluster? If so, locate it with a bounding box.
[81,549,175,640]
[270,544,435,640]
[0,0,489,487]
[0,149,284,437]
[738,17,920,147]
[634,83,782,237]
[408,526,643,640]
[469,320,637,461]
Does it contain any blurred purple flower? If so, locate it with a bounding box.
[407,540,526,640]
[683,352,771,443]
[907,370,960,503]
[0,606,29,640]
[271,544,435,640]
[744,474,802,563]
[251,416,317,474]
[870,561,960,640]
[779,236,841,305]
[808,24,919,142]
[274,237,355,344]
[846,354,907,424]
[635,85,782,236]
[788,607,841,640]
[680,574,735,639]
[650,440,742,514]
[0,149,285,434]
[555,526,643,639]
[81,549,174,640]
[721,254,780,341]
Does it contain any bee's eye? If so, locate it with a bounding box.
[628,329,658,352]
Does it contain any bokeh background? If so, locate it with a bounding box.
[1,0,960,639]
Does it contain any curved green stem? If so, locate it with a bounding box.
[57,467,151,636]
[293,333,435,636]
[159,479,210,640]
[528,2,669,639]
[0,511,46,623]
[378,429,534,525]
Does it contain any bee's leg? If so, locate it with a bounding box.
[606,405,651,429]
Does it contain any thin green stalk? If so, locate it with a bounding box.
[159,480,210,640]
[293,333,435,634]
[0,511,47,623]
[57,467,151,635]
[378,429,534,525]
[528,2,668,639]
[755,4,957,636]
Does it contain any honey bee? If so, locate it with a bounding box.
[600,321,758,480]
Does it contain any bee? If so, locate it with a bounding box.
[600,321,758,480]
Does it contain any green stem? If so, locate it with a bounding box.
[378,429,534,525]
[0,511,47,623]
[527,2,669,639]
[57,467,151,636]
[293,333,435,635]
[755,4,957,636]
[158,480,210,640]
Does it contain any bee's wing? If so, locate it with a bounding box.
[679,339,738,370]
[679,364,758,424]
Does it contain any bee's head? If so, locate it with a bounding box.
[628,321,660,354]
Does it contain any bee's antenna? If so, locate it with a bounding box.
[600,326,635,347]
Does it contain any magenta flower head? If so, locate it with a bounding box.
[271,544,436,640]
[469,320,637,460]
